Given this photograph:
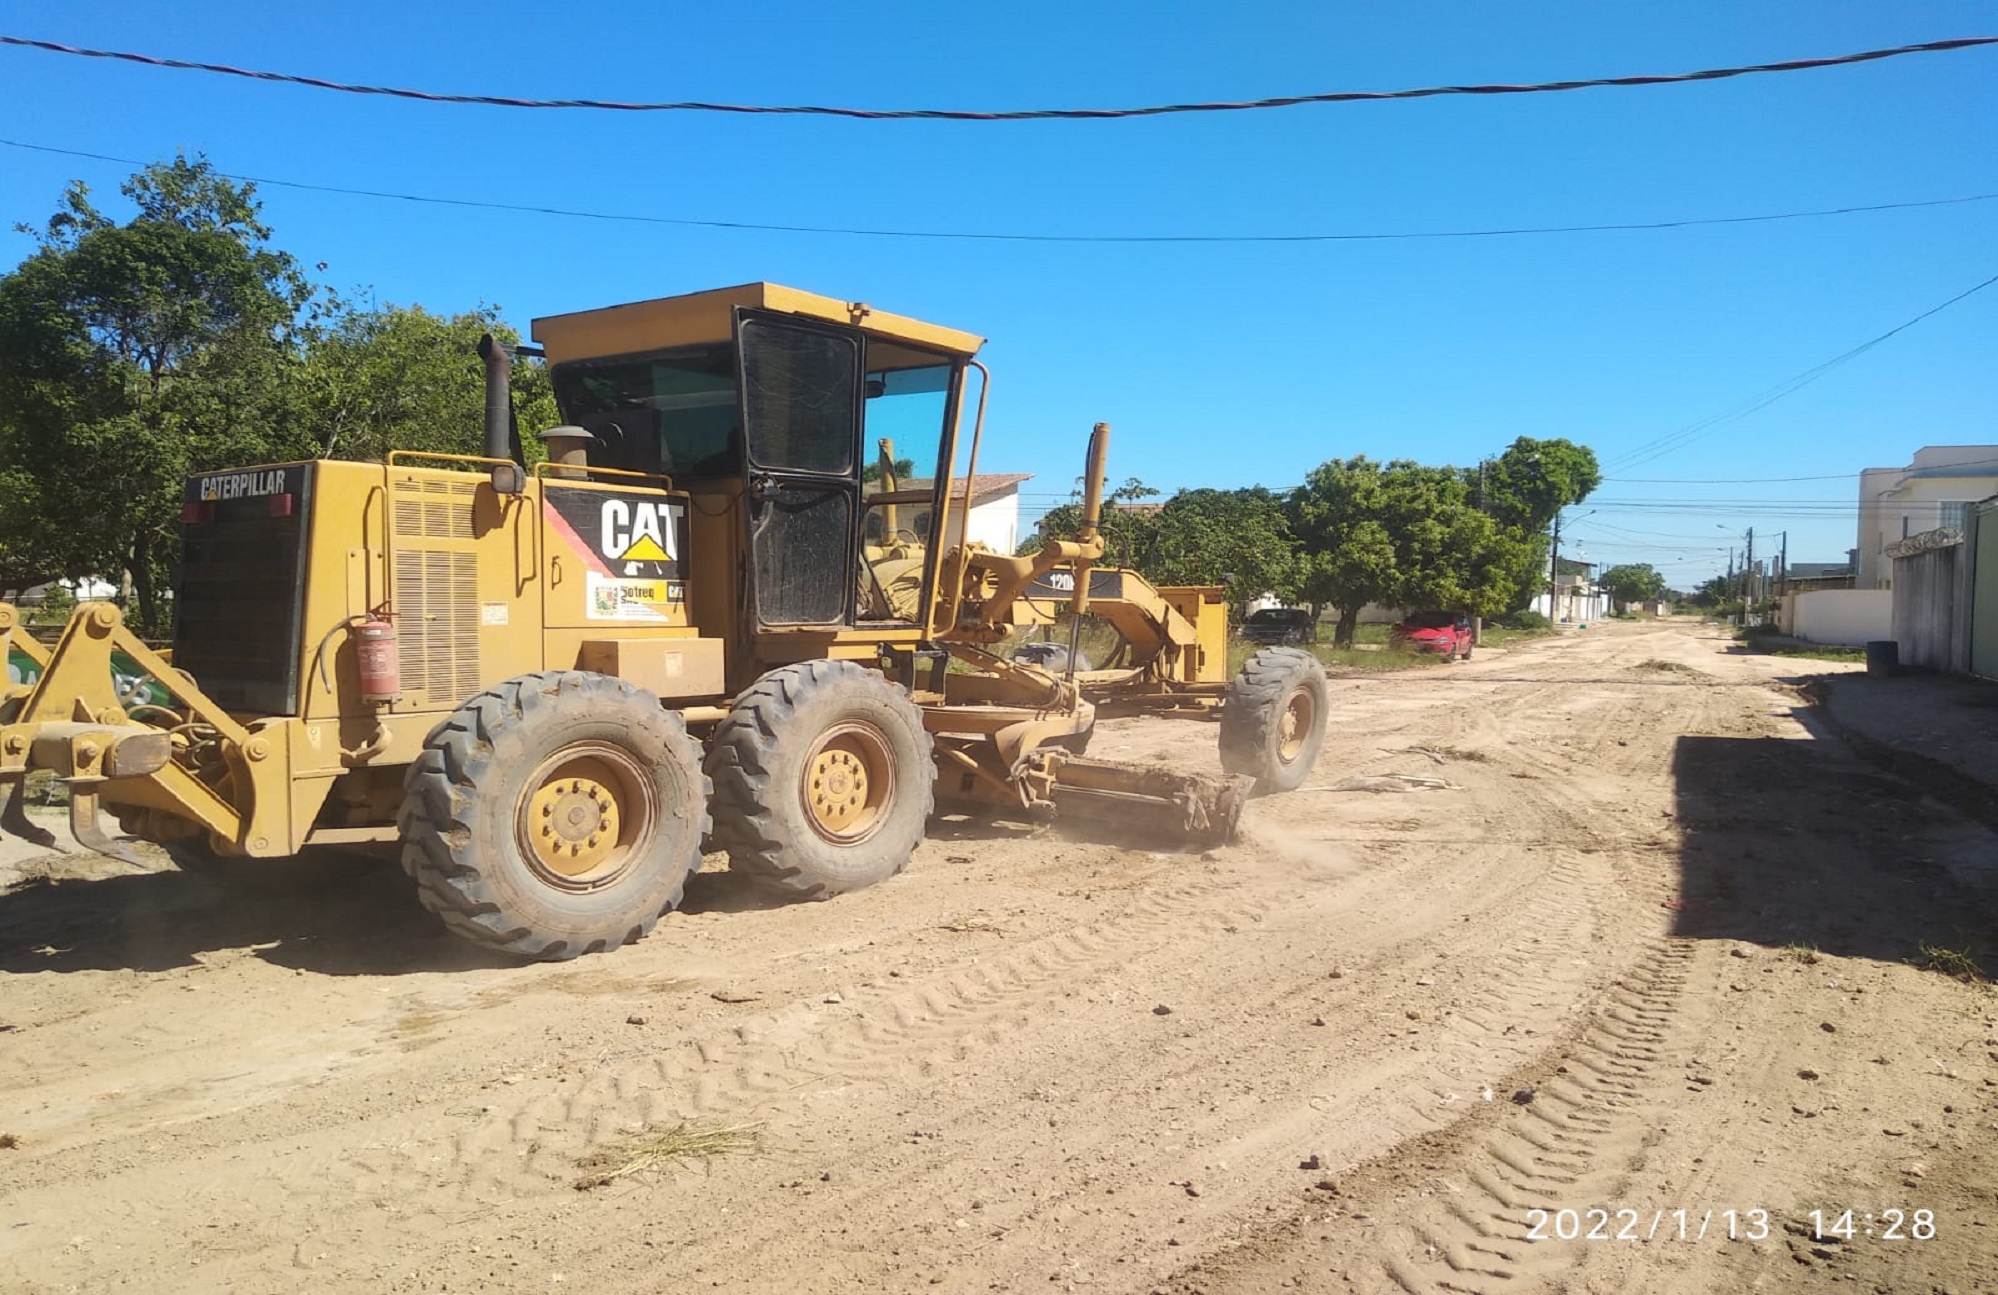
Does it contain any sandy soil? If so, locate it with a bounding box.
[1,619,1993,1295]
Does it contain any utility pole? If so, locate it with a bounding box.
[1744,527,1755,624]
[1473,459,1490,645]
[1547,511,1562,623]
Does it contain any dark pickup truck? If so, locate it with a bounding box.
[1239,607,1317,646]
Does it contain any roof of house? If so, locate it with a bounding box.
[1786,561,1853,579]
[897,473,1032,503]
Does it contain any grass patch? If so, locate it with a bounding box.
[1225,638,1443,675]
[1477,625,1550,649]
[0,1133,18,1150]
[1778,943,1821,965]
[1913,941,1988,985]
[1732,627,1866,664]
[573,1121,763,1191]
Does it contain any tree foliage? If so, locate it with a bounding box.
[1019,478,1160,568]
[1288,457,1537,644]
[0,158,554,625]
[1144,487,1300,614]
[294,297,555,463]
[1598,563,1667,609]
[0,156,311,627]
[1477,437,1601,534]
[1024,482,1300,616]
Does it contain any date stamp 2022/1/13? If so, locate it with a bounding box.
[1523,1208,1939,1243]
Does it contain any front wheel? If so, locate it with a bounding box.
[400,671,709,961]
[1219,647,1329,794]
[705,660,934,899]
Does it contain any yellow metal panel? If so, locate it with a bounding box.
[532,282,985,365]
[1160,586,1231,684]
[577,638,727,699]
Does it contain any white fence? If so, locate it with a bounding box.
[1781,589,1892,646]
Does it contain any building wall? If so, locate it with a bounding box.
[1530,585,1607,623]
[1855,447,1998,589]
[1790,589,1892,646]
[1888,528,1973,673]
[952,490,1019,555]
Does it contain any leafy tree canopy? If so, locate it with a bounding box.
[1143,486,1300,614]
[0,155,309,628]
[295,296,553,463]
[1478,437,1601,534]
[1598,563,1667,608]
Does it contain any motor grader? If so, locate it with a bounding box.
[0,282,1329,960]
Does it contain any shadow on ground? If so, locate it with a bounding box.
[1668,727,1996,973]
[0,862,514,976]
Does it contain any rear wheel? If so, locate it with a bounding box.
[1219,647,1329,794]
[400,671,709,961]
[706,660,934,899]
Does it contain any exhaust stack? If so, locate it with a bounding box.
[477,333,513,462]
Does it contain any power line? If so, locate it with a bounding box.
[7,138,1993,247]
[1605,270,1998,471]
[1608,455,1998,483]
[2,33,1992,120]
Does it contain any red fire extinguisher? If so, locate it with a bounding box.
[354,617,401,704]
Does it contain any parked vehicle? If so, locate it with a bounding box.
[1391,611,1474,661]
[1240,607,1317,646]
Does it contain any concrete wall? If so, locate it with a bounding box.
[1790,589,1892,646]
[1889,521,1975,673]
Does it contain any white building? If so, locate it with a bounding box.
[1530,571,1608,624]
[897,473,1032,555]
[1856,446,1998,589]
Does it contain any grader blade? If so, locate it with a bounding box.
[1046,755,1251,848]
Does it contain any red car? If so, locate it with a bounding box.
[1391,611,1474,660]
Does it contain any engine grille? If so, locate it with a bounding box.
[390,477,482,707]
[174,464,313,716]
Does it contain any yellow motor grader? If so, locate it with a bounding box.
[0,283,1329,959]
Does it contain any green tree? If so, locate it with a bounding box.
[1290,456,1540,644]
[1020,477,1160,568]
[1144,486,1300,615]
[295,297,556,463]
[1598,562,1667,610]
[1287,457,1408,645]
[0,155,311,631]
[1477,437,1602,533]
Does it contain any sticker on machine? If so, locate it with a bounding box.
[587,572,687,621]
[542,485,688,580]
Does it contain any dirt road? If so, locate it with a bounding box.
[2,620,1993,1294]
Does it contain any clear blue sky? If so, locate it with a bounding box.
[2,2,1993,587]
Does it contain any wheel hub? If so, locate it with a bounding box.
[801,723,895,844]
[527,776,621,875]
[1277,690,1313,764]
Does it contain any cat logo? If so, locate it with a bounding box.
[601,499,679,574]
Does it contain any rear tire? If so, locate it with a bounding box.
[706,660,934,899]
[1219,647,1329,794]
[399,671,709,961]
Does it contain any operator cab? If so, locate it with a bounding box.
[534,284,983,633]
